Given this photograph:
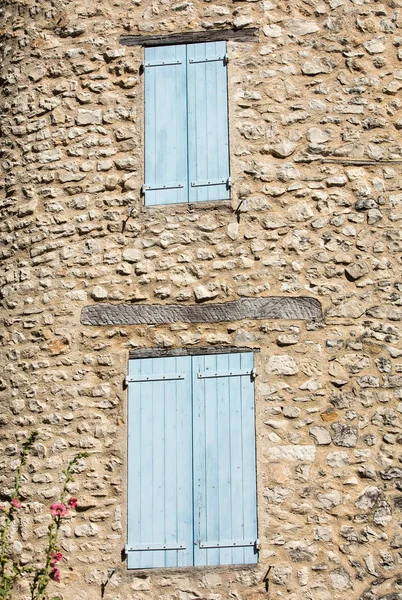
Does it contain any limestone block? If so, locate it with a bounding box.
[267,445,316,462]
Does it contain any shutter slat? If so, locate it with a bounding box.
[127,356,193,568]
[192,353,258,566]
[144,45,188,205]
[187,41,230,203]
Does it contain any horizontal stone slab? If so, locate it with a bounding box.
[81,296,322,326]
[267,445,316,462]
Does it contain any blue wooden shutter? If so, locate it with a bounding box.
[187,42,230,203]
[127,356,193,568]
[192,352,258,566]
[144,45,188,205]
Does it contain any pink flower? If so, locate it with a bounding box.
[50,567,61,583]
[0,506,5,511]
[68,497,77,509]
[50,551,63,565]
[11,499,21,509]
[50,503,67,517]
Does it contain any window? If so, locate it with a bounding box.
[143,42,230,205]
[126,351,258,569]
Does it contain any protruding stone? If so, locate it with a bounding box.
[302,58,332,75]
[270,141,298,158]
[329,568,351,591]
[345,262,369,281]
[193,285,219,302]
[287,19,319,36]
[226,223,239,240]
[267,445,315,462]
[328,300,366,319]
[122,249,142,263]
[277,333,299,346]
[331,423,358,447]
[355,487,381,510]
[263,24,283,38]
[91,286,108,301]
[267,355,298,376]
[364,39,385,55]
[285,540,318,562]
[76,109,102,125]
[307,127,330,144]
[309,427,331,445]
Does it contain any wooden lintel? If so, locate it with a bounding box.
[120,28,259,47]
[81,297,322,327]
[129,347,259,359]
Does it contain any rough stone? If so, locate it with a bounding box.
[331,424,358,447]
[345,262,369,281]
[329,567,351,591]
[390,535,402,549]
[309,427,332,445]
[355,487,381,510]
[287,19,319,36]
[266,446,316,462]
[267,355,298,376]
[285,540,318,562]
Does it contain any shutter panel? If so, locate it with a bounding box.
[187,42,230,203]
[192,352,258,566]
[144,45,188,205]
[127,356,193,568]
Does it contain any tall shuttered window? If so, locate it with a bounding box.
[143,42,230,205]
[126,352,258,569]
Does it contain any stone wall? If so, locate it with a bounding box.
[1,0,402,598]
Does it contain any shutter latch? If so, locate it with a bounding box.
[255,538,261,551]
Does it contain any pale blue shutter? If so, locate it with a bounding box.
[192,352,258,566]
[127,356,193,568]
[144,45,188,205]
[187,42,230,203]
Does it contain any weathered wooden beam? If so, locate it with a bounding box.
[129,347,259,359]
[120,28,259,47]
[81,296,322,326]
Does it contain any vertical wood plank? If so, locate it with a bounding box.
[127,356,193,568]
[144,45,188,205]
[192,352,258,566]
[187,41,230,203]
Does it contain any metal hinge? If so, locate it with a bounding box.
[143,59,183,68]
[191,177,231,188]
[197,367,256,379]
[125,374,185,384]
[142,182,184,194]
[189,54,228,64]
[125,543,186,552]
[199,539,259,549]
